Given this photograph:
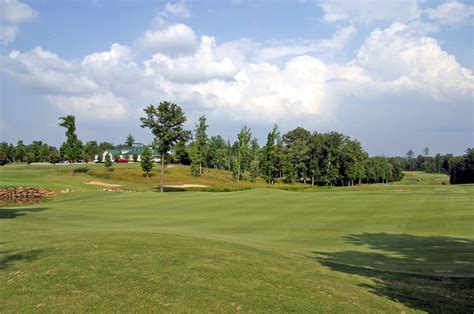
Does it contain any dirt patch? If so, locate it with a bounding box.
[164,184,208,188]
[84,181,122,188]
[392,189,411,192]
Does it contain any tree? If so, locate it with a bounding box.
[132,153,138,162]
[234,126,252,181]
[48,150,61,164]
[406,150,414,171]
[58,115,83,163]
[84,141,100,161]
[99,142,114,151]
[449,148,474,184]
[174,130,191,165]
[25,152,35,164]
[261,125,279,184]
[249,138,260,182]
[140,147,154,178]
[192,115,209,175]
[15,140,26,162]
[140,101,187,192]
[125,134,135,147]
[104,153,112,172]
[282,127,311,183]
[113,154,120,162]
[207,135,227,169]
[0,151,8,166]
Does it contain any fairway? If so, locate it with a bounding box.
[0,166,473,312]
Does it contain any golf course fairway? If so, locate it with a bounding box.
[0,167,473,312]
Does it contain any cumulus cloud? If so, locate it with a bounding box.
[319,0,421,24]
[164,1,190,18]
[134,23,197,56]
[2,47,98,95]
[1,18,473,130]
[353,23,474,101]
[144,36,237,83]
[426,1,474,26]
[0,0,37,45]
[48,94,127,121]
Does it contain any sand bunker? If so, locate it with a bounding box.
[165,184,208,188]
[85,181,122,188]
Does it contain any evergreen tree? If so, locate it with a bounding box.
[261,125,279,184]
[125,134,135,146]
[174,130,191,165]
[192,115,209,175]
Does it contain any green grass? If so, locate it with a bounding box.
[0,164,473,312]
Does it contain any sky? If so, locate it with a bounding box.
[0,0,473,156]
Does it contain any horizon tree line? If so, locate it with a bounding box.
[1,102,472,186]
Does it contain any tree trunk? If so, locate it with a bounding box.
[199,163,202,175]
[311,176,314,186]
[146,172,149,179]
[160,152,164,193]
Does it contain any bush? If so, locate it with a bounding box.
[73,167,89,173]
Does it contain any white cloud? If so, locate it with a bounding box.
[319,0,421,24]
[164,1,190,18]
[0,0,37,45]
[134,23,197,55]
[144,36,237,83]
[427,1,474,26]
[254,26,356,61]
[1,20,473,128]
[48,94,127,121]
[2,47,98,95]
[353,23,474,101]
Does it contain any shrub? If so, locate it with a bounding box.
[73,167,89,173]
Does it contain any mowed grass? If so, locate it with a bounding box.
[0,164,473,312]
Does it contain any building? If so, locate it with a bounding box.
[94,143,160,162]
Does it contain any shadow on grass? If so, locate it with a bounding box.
[0,248,44,270]
[314,233,474,313]
[0,207,47,219]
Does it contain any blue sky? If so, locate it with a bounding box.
[0,0,473,156]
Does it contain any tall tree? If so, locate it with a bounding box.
[261,125,279,184]
[234,126,252,181]
[282,127,311,183]
[406,150,414,171]
[174,130,192,165]
[140,147,154,178]
[58,115,83,163]
[125,134,135,147]
[249,138,260,182]
[207,135,227,169]
[140,101,187,192]
[15,140,26,162]
[192,115,209,175]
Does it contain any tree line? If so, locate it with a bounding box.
[1,101,472,187]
